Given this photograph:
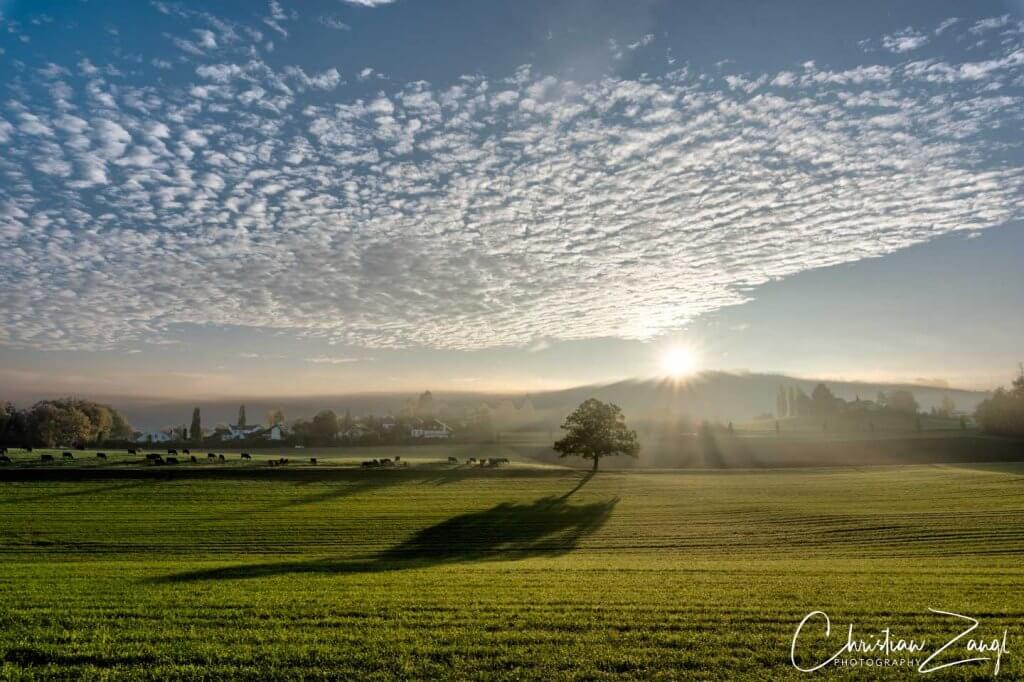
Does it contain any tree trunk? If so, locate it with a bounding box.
[592,456,599,472]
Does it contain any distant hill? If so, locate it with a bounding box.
[528,372,989,424]
[94,371,989,431]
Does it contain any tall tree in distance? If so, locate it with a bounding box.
[238,404,246,427]
[810,383,837,416]
[417,391,435,419]
[311,410,339,444]
[975,365,1024,436]
[190,408,202,443]
[554,399,639,472]
[886,390,918,414]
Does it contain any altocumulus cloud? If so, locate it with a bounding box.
[1,10,1024,352]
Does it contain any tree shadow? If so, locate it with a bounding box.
[559,470,595,499]
[0,480,156,505]
[265,476,404,510]
[155,494,618,583]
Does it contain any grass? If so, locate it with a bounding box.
[2,459,1024,679]
[0,442,550,469]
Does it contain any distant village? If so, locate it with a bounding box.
[133,391,543,446]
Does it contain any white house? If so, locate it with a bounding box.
[135,431,172,444]
[411,420,452,439]
[220,424,265,441]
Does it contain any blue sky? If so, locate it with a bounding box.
[1,0,1023,399]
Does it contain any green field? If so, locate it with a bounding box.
[2,456,1023,679]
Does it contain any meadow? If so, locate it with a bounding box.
[2,451,1023,679]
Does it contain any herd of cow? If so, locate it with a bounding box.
[1,447,512,469]
[449,456,510,467]
[0,446,319,466]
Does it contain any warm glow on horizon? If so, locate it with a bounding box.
[660,346,700,378]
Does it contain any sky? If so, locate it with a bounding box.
[1,0,1023,401]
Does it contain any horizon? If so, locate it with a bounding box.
[4,368,994,433]
[3,367,996,404]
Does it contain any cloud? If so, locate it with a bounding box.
[338,0,397,6]
[969,15,1011,35]
[881,27,929,53]
[319,16,351,31]
[627,34,655,51]
[305,356,364,364]
[935,18,959,35]
[1,11,1024,354]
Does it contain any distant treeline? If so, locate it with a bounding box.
[774,383,923,418]
[0,399,133,448]
[975,368,1024,436]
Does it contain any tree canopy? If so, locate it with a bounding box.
[0,398,132,447]
[976,366,1024,436]
[190,408,202,443]
[553,399,639,471]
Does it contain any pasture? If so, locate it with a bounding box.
[1,459,1023,679]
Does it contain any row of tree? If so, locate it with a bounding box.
[975,367,1024,436]
[0,399,133,448]
[775,384,920,418]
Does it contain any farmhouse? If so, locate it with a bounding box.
[135,430,173,444]
[220,423,266,441]
[217,423,287,442]
[410,419,452,439]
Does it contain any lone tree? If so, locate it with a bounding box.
[553,399,639,471]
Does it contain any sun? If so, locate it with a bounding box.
[660,346,699,378]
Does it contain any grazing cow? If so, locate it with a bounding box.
[190,455,197,463]
[167,448,177,455]
[241,453,251,460]
[207,453,217,459]
[309,458,317,465]
[218,454,226,462]
[166,457,179,465]
[361,460,377,468]
[63,452,75,460]
[128,448,138,455]
[152,456,165,465]
[394,456,401,462]
[41,454,54,462]
[268,460,278,467]
[96,452,107,460]
[0,455,11,464]
[467,457,477,464]
[183,448,190,455]
[26,446,33,453]
[447,456,458,463]
[0,447,6,454]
